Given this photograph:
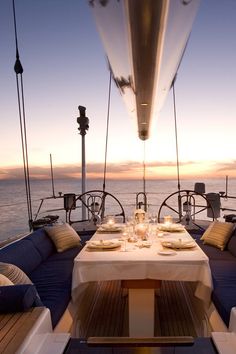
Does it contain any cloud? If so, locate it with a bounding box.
[214,160,236,173]
[0,159,230,181]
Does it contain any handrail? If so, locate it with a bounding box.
[136,192,148,211]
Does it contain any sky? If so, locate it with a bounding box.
[1,0,236,181]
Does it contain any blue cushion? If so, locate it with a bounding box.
[192,231,236,327]
[0,284,43,313]
[47,246,80,262]
[200,243,236,261]
[210,260,236,288]
[0,229,80,328]
[210,260,236,326]
[30,256,75,328]
[194,233,236,261]
[212,286,236,326]
[0,239,42,274]
[25,229,55,261]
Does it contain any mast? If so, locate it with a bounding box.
[77,106,89,220]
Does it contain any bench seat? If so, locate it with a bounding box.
[192,228,236,327]
[0,226,82,329]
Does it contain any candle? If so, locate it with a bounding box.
[135,223,148,240]
[107,216,115,226]
[107,219,115,226]
[164,215,173,224]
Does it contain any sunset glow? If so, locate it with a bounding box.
[1,1,236,181]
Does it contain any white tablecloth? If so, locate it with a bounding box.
[72,229,212,305]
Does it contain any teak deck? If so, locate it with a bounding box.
[78,280,198,338]
[0,307,45,354]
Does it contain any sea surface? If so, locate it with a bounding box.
[0,177,236,242]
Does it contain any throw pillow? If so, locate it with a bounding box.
[44,223,81,252]
[0,274,14,286]
[200,221,234,250]
[0,284,43,313]
[0,262,32,284]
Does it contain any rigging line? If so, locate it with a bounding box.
[172,78,181,192]
[12,0,19,57]
[50,153,56,198]
[15,75,30,215]
[143,141,146,194]
[13,0,33,228]
[20,74,33,222]
[103,69,112,192]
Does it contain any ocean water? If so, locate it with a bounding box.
[0,177,236,242]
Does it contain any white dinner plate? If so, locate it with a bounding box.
[158,250,177,256]
[97,224,123,233]
[86,240,121,250]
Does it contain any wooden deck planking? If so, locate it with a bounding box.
[158,281,197,337]
[82,281,127,337]
[0,307,45,354]
[79,280,197,338]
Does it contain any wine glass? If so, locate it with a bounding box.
[150,213,157,224]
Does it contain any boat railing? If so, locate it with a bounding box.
[0,231,30,248]
[31,190,236,226]
[33,190,236,216]
[1,188,236,243]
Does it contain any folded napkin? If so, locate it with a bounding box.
[158,223,185,232]
[161,239,195,249]
[97,228,122,233]
[135,241,152,248]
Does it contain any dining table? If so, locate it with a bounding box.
[71,224,213,336]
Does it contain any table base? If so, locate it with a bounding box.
[121,279,162,336]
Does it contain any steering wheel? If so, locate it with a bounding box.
[157,189,216,230]
[68,189,125,225]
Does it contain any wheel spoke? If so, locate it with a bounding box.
[68,190,125,225]
[191,206,207,217]
[158,189,215,226]
[164,202,180,215]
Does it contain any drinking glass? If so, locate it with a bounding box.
[121,226,129,251]
[150,213,157,224]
